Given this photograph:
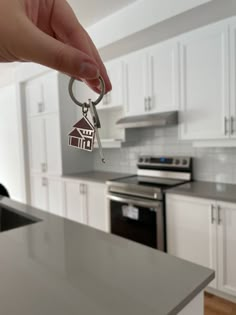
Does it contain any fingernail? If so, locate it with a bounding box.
[79,62,99,79]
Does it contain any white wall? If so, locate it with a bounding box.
[0,84,25,202]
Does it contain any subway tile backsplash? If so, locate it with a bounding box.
[93,127,236,184]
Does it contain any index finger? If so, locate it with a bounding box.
[50,0,112,93]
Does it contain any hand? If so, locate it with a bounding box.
[0,0,112,93]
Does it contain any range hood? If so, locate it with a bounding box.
[116,111,178,129]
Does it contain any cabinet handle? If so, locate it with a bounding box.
[148,97,152,111]
[217,205,222,225]
[231,117,234,135]
[38,102,44,113]
[211,205,216,224]
[42,178,47,187]
[41,163,47,173]
[224,117,229,135]
[80,184,87,195]
[144,98,148,111]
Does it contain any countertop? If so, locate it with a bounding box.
[0,197,214,315]
[63,171,131,183]
[167,181,236,203]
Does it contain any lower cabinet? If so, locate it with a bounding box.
[166,194,236,297]
[30,175,65,217]
[64,180,86,224]
[217,201,236,297]
[30,176,108,232]
[86,181,108,232]
[30,175,48,212]
[64,179,108,232]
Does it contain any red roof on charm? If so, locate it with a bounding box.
[68,128,82,137]
[73,117,94,130]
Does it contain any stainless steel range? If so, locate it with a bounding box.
[107,156,192,251]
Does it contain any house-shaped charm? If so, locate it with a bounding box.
[68,116,95,151]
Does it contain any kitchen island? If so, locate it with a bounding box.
[0,197,214,315]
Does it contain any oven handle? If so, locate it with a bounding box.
[107,193,162,210]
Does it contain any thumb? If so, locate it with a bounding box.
[14,17,99,81]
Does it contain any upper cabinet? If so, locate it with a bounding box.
[25,72,59,116]
[125,50,147,116]
[124,39,179,117]
[102,59,125,109]
[149,41,179,113]
[179,21,230,140]
[25,71,93,176]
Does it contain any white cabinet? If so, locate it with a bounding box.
[167,194,236,296]
[102,59,125,109]
[149,41,179,113]
[44,114,62,175]
[28,113,62,175]
[30,175,64,216]
[166,195,217,288]
[125,40,179,116]
[179,21,230,140]
[86,181,108,232]
[25,71,59,116]
[230,19,236,138]
[30,175,48,211]
[64,180,85,224]
[28,117,46,174]
[64,179,108,232]
[125,50,148,116]
[47,178,65,217]
[217,201,236,296]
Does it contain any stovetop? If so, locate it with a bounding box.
[107,155,192,200]
[112,175,186,189]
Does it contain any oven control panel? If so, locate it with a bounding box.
[138,156,191,169]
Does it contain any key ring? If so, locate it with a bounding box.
[68,76,105,108]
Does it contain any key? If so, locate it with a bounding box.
[89,99,105,163]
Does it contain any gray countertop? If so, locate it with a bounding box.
[167,181,236,203]
[0,197,214,315]
[63,171,131,183]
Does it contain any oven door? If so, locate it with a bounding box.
[107,193,165,251]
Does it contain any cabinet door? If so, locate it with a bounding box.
[47,178,64,217]
[103,60,124,108]
[149,40,179,113]
[166,195,217,288]
[179,22,230,140]
[86,182,108,232]
[30,175,48,211]
[125,50,148,116]
[44,114,62,175]
[25,77,43,116]
[217,201,236,296]
[42,72,59,114]
[28,116,46,174]
[64,181,85,224]
[230,19,236,138]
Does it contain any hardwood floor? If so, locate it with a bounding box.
[205,293,236,315]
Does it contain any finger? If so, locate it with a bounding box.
[50,0,112,93]
[13,15,100,82]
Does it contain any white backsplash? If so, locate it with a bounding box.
[93,126,236,184]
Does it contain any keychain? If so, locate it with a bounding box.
[68,76,106,163]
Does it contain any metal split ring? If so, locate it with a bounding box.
[68,76,105,108]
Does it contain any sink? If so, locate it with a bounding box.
[0,205,41,232]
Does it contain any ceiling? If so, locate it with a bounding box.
[67,0,138,27]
